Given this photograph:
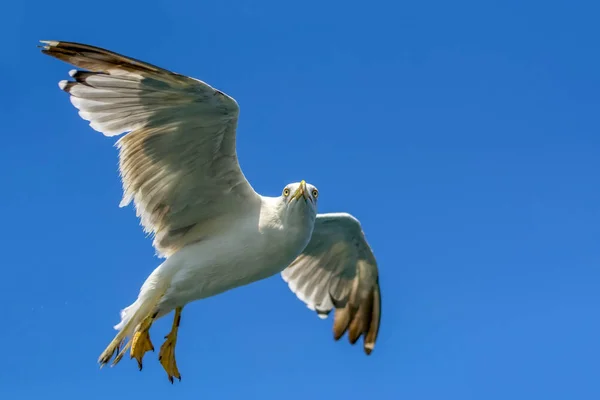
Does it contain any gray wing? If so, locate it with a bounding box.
[41,41,260,257]
[281,213,381,355]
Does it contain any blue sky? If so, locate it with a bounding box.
[1,0,598,398]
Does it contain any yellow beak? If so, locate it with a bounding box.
[291,180,308,202]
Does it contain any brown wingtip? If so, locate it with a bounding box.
[348,292,372,345]
[333,307,351,341]
[331,281,382,355]
[38,40,168,76]
[363,283,381,355]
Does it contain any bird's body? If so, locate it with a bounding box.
[139,195,316,322]
[41,40,382,383]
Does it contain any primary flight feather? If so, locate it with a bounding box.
[40,40,382,382]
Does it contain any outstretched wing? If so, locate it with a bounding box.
[41,41,260,257]
[281,213,381,355]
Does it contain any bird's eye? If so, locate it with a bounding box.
[312,189,319,198]
[283,188,290,196]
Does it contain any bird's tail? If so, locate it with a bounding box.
[98,260,174,367]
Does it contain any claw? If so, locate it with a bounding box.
[159,307,183,383]
[130,316,155,370]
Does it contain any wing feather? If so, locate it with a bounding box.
[41,41,260,257]
[281,212,382,355]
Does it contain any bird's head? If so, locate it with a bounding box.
[280,180,319,218]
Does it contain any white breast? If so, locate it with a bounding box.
[154,201,315,315]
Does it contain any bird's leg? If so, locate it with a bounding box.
[159,307,183,383]
[129,312,157,370]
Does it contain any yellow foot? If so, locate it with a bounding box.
[159,307,182,383]
[130,317,155,370]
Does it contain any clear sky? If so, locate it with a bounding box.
[1,0,598,399]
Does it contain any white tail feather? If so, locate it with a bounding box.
[114,261,172,333]
[98,260,175,366]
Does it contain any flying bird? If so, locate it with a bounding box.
[40,40,382,383]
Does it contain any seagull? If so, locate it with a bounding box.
[40,41,382,383]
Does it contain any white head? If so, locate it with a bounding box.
[280,180,319,221]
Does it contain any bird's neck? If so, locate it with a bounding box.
[259,196,315,238]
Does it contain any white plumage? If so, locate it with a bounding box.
[41,40,382,382]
